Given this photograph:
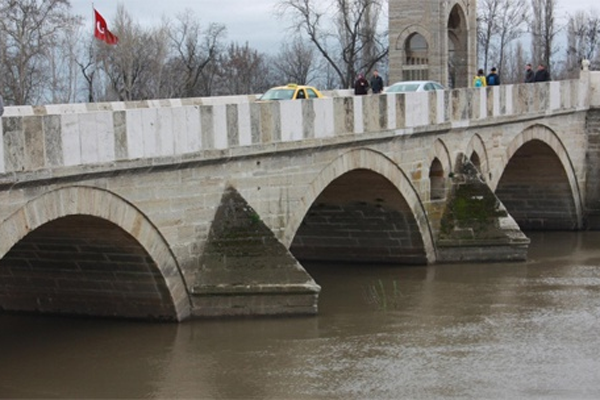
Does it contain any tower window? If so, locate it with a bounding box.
[404,33,429,81]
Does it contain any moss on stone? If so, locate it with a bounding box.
[440,158,508,239]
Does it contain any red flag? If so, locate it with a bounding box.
[94,9,119,45]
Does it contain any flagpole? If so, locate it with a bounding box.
[91,2,96,103]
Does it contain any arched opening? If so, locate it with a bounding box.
[0,215,178,320]
[290,169,427,265]
[470,151,482,174]
[495,140,578,230]
[404,33,429,81]
[448,5,468,88]
[429,158,445,200]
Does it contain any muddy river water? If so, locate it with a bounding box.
[1,231,600,399]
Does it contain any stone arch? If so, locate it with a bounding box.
[494,124,583,229]
[395,25,433,81]
[285,148,436,264]
[427,139,452,177]
[395,24,433,52]
[0,185,191,321]
[447,3,469,88]
[429,158,446,200]
[425,139,452,201]
[466,133,490,180]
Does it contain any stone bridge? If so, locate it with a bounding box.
[1,72,599,321]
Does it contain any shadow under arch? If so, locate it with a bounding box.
[0,185,190,321]
[447,2,470,88]
[428,138,452,174]
[426,139,452,200]
[284,148,436,264]
[494,124,583,230]
[466,133,490,179]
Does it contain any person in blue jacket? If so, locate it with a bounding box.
[486,67,500,86]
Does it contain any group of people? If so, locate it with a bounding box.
[472,67,500,87]
[354,70,384,95]
[524,63,550,82]
[473,63,550,87]
[356,62,553,96]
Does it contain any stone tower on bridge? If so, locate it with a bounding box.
[389,0,477,88]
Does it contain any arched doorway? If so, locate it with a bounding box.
[429,158,446,200]
[448,4,469,88]
[404,33,429,81]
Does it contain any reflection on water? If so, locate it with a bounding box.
[1,232,600,399]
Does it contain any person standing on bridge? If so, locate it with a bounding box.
[486,67,500,86]
[524,63,535,83]
[354,73,369,95]
[534,64,551,82]
[370,70,384,94]
[472,69,487,88]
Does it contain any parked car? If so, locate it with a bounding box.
[385,80,445,93]
[258,84,324,101]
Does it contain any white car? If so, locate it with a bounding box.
[385,80,445,93]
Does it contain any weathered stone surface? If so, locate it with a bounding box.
[437,155,530,262]
[0,76,596,321]
[388,0,477,87]
[192,186,320,317]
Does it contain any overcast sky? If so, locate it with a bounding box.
[74,0,599,54]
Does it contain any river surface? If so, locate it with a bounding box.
[1,232,600,399]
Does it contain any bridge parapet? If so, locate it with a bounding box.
[585,71,600,107]
[0,79,591,177]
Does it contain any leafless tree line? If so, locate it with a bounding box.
[478,0,600,84]
[0,0,387,106]
[1,0,599,105]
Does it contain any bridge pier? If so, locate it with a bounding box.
[190,186,320,317]
[436,156,530,262]
[584,109,600,229]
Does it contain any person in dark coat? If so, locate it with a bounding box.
[524,63,535,83]
[0,94,4,117]
[486,67,500,86]
[534,64,551,82]
[354,73,369,95]
[370,70,384,94]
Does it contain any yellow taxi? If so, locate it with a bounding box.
[258,84,324,101]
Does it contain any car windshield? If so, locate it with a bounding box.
[388,83,421,93]
[259,89,295,100]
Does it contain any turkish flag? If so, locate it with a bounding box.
[94,9,119,45]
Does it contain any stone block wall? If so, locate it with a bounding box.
[0,76,597,320]
[0,215,177,320]
[0,79,591,178]
[584,109,600,228]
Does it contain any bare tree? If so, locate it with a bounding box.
[97,4,170,101]
[503,41,528,83]
[272,37,316,84]
[531,0,558,74]
[478,0,501,71]
[278,0,388,89]
[0,0,80,105]
[75,38,99,103]
[44,21,82,104]
[495,0,529,81]
[478,0,528,79]
[165,11,226,98]
[565,10,600,77]
[216,42,272,95]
